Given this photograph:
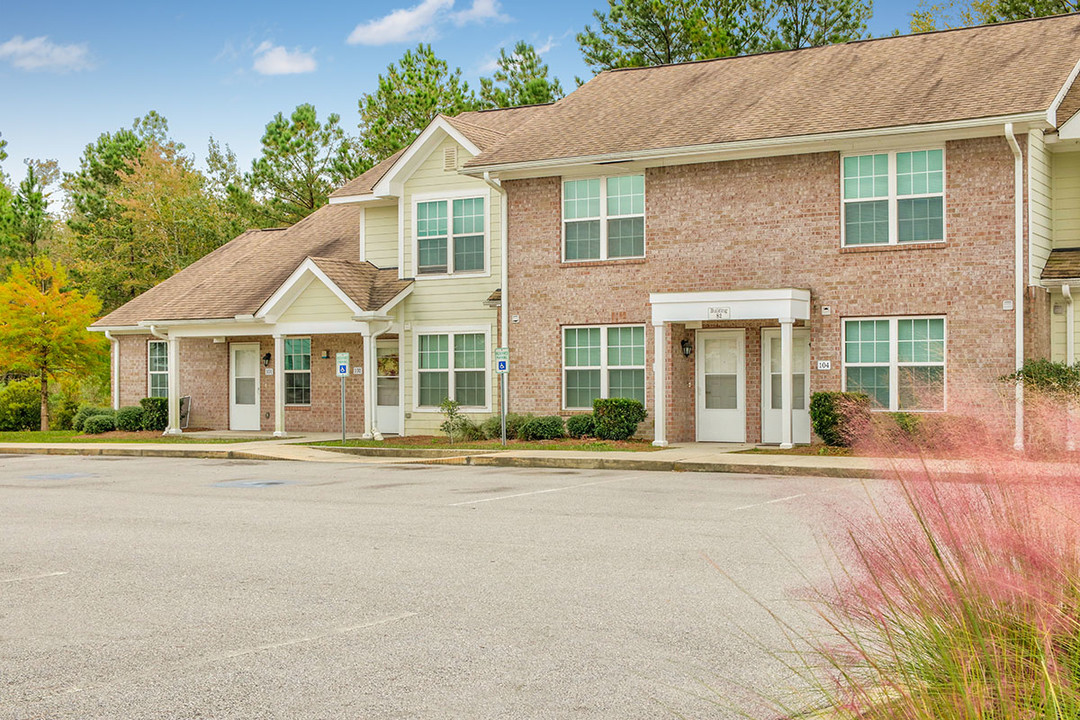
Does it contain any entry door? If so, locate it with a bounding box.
[230,343,261,431]
[376,340,400,435]
[696,330,746,442]
[761,329,811,444]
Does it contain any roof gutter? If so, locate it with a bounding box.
[461,112,1049,176]
[1005,123,1025,451]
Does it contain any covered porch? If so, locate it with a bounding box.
[650,289,812,448]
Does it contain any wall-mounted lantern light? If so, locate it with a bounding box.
[321,350,331,360]
[262,352,272,367]
[681,339,693,358]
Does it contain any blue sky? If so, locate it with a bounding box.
[0,0,920,188]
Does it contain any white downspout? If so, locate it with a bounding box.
[1064,284,1076,452]
[104,331,119,411]
[1005,123,1025,451]
[482,171,510,426]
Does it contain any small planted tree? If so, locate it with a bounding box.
[0,258,107,431]
[439,397,464,445]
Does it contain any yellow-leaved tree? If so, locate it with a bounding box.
[0,258,107,430]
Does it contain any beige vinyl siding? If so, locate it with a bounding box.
[1029,130,1052,283]
[1053,150,1080,249]
[398,134,502,435]
[363,204,399,269]
[277,281,354,324]
[1050,290,1079,363]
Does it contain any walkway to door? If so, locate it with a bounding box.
[650,289,811,448]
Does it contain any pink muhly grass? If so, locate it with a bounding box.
[784,392,1080,720]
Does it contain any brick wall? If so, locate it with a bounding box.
[506,136,1021,443]
[113,333,368,433]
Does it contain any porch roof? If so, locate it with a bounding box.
[649,289,811,324]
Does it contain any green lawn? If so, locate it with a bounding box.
[0,431,249,444]
[306,437,661,452]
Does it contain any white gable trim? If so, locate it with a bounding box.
[1049,57,1080,128]
[371,116,482,197]
[256,258,363,321]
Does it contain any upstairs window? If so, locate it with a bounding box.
[842,149,944,246]
[563,175,645,261]
[416,196,486,275]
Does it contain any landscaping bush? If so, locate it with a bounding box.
[50,395,81,431]
[809,391,870,447]
[566,413,595,439]
[82,413,116,434]
[0,378,41,431]
[592,398,646,441]
[115,406,145,432]
[1002,357,1080,397]
[72,403,111,432]
[480,412,534,440]
[139,397,168,432]
[518,415,566,441]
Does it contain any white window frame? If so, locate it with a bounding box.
[147,340,168,399]
[840,148,947,247]
[411,189,490,279]
[841,316,948,412]
[412,324,492,412]
[561,174,646,262]
[283,336,312,407]
[562,324,648,410]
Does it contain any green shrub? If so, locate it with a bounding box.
[519,415,566,441]
[565,414,595,439]
[115,406,145,432]
[0,378,41,431]
[82,413,116,434]
[480,412,534,440]
[72,403,109,432]
[889,412,921,437]
[592,398,647,441]
[139,397,168,431]
[809,391,871,447]
[50,395,81,431]
[1002,358,1080,397]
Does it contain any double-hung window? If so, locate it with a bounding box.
[284,337,311,406]
[417,331,487,408]
[843,317,946,411]
[842,149,944,246]
[148,341,168,398]
[563,175,645,261]
[563,325,646,409]
[416,196,486,275]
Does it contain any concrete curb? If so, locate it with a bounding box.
[314,445,503,459]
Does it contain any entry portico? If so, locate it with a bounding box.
[650,289,811,448]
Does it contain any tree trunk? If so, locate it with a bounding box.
[39,372,49,432]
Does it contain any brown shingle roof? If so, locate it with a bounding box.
[466,15,1080,169]
[93,204,367,326]
[1042,248,1080,281]
[329,150,405,199]
[308,257,412,311]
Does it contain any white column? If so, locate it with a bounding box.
[369,332,383,441]
[780,318,794,449]
[164,335,182,435]
[361,327,375,440]
[273,335,286,437]
[652,322,668,447]
[106,331,119,410]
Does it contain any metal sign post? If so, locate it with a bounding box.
[336,352,349,445]
[495,347,509,446]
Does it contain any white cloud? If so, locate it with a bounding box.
[0,35,91,72]
[347,0,454,46]
[451,0,509,26]
[252,42,317,75]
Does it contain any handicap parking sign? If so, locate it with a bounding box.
[335,352,350,378]
[495,347,509,375]
[497,359,508,373]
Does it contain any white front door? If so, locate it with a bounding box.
[376,340,400,435]
[696,329,745,442]
[230,343,261,431]
[761,328,811,444]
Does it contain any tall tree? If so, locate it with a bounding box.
[0,257,106,431]
[480,41,565,109]
[911,0,993,30]
[1,159,60,269]
[577,0,872,72]
[247,104,369,227]
[358,44,480,161]
[989,0,1079,18]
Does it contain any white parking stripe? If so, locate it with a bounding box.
[449,477,631,506]
[1,571,68,583]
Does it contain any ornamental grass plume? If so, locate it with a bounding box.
[778,393,1080,720]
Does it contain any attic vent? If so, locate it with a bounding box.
[443,147,458,172]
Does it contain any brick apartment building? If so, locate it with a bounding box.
[94,15,1080,445]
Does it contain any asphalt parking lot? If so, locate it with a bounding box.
[0,454,862,719]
